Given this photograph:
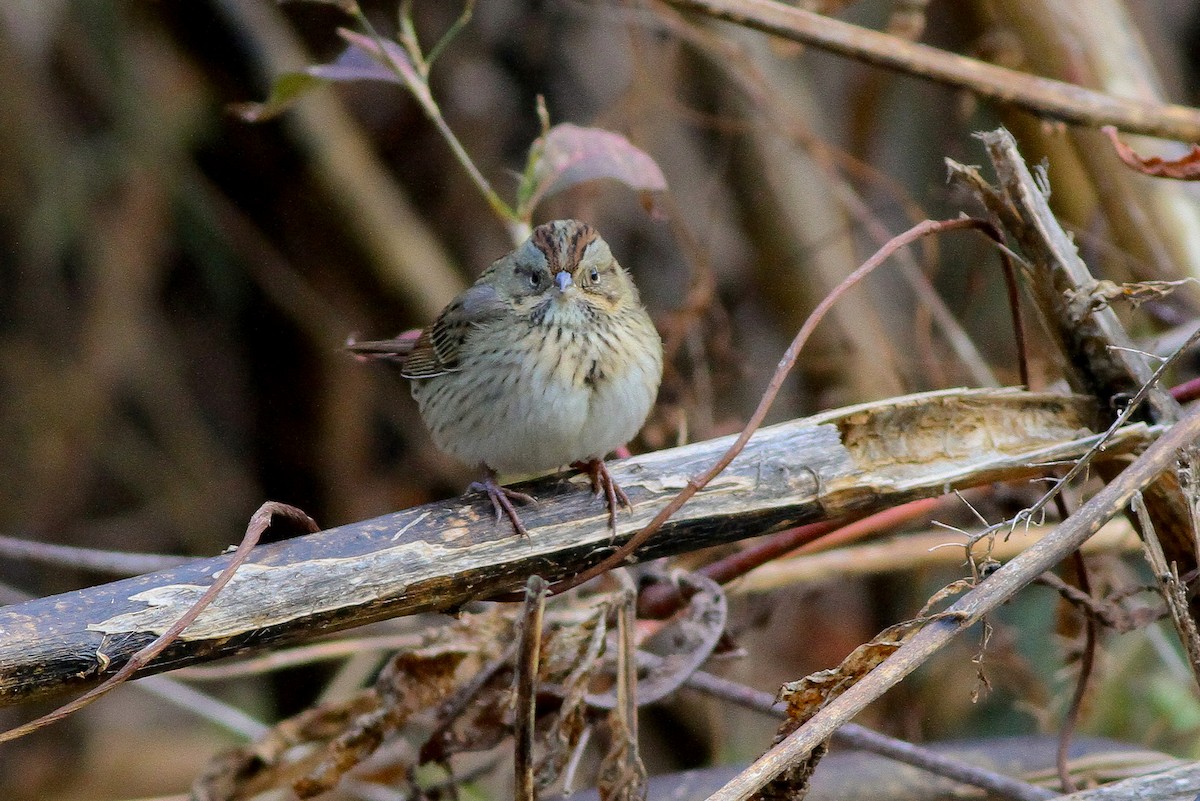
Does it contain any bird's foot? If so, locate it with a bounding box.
[572,458,632,537]
[470,468,536,538]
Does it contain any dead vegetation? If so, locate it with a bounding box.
[4,2,1200,801]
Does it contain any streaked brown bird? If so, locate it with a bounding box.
[349,219,663,536]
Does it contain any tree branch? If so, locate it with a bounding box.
[661,0,1200,141]
[0,388,1154,708]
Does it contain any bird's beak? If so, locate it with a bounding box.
[554,271,574,293]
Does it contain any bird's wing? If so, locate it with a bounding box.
[400,283,508,378]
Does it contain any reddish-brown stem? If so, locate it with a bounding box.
[638,496,946,619]
[1170,375,1200,404]
[549,217,1009,597]
[998,248,1030,387]
[1053,495,1096,795]
[0,502,317,744]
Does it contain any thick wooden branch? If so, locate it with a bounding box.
[1060,762,1200,801]
[0,388,1156,707]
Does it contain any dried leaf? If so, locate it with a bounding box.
[778,618,927,722]
[295,648,469,798]
[191,691,380,801]
[536,601,611,789]
[524,124,667,212]
[194,610,510,801]
[1066,278,1197,315]
[751,741,827,801]
[753,618,931,801]
[1103,126,1200,180]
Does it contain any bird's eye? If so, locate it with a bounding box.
[526,271,541,289]
[589,268,600,283]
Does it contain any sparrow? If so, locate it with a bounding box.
[349,219,663,537]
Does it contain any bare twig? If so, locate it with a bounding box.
[1056,528,1097,793]
[661,0,1200,141]
[0,533,184,575]
[514,575,547,801]
[675,663,1055,801]
[1132,493,1200,690]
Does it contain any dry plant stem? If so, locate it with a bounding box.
[1132,493,1200,690]
[173,635,427,680]
[514,575,547,801]
[961,127,1199,618]
[662,0,1200,141]
[704,404,1200,801]
[549,217,1006,597]
[1056,542,1096,794]
[679,667,1056,801]
[0,534,184,575]
[212,0,464,320]
[746,521,1141,593]
[638,496,944,619]
[136,675,268,740]
[0,502,317,744]
[1171,376,1200,404]
[351,6,518,232]
[1057,765,1200,801]
[959,129,1180,424]
[656,4,998,388]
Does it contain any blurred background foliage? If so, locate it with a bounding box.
[4,1,1200,798]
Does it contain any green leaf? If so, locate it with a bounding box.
[228,71,325,123]
[522,124,667,214]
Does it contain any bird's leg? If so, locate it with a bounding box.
[572,458,632,535]
[469,466,537,538]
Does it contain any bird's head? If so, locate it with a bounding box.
[487,220,639,324]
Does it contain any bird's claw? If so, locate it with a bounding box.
[572,459,632,537]
[471,470,536,538]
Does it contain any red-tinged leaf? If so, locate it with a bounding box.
[1103,125,1200,180]
[307,43,400,84]
[526,124,667,211]
[337,27,418,85]
[229,37,408,123]
[229,72,325,122]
